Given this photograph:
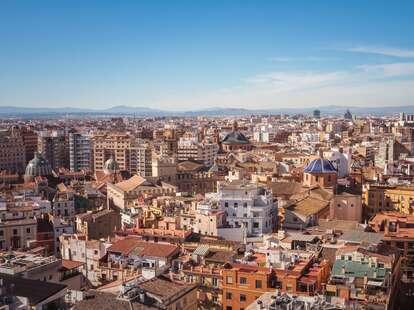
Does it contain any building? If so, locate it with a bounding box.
[303,157,337,188]
[178,133,219,166]
[52,190,76,223]
[19,126,38,164]
[364,184,414,217]
[73,276,198,310]
[92,133,133,173]
[327,246,400,309]
[24,151,53,182]
[197,181,277,241]
[313,109,321,119]
[75,209,121,240]
[38,129,69,170]
[130,143,153,177]
[376,137,410,169]
[69,132,93,172]
[0,128,26,173]
[0,218,37,250]
[369,212,414,283]
[0,274,67,309]
[221,121,252,152]
[107,175,176,210]
[222,264,278,310]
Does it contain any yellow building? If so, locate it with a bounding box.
[364,184,414,217]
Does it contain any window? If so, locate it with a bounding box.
[225,202,229,208]
[255,280,262,288]
[226,276,233,284]
[226,307,233,310]
[212,277,219,287]
[13,229,17,235]
[243,203,248,208]
[240,294,246,302]
[253,222,259,228]
[226,292,233,300]
[26,228,31,233]
[234,203,238,208]
[0,230,3,236]
[240,277,247,285]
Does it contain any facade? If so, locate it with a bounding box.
[38,129,69,170]
[75,209,121,240]
[178,133,219,166]
[92,133,133,173]
[69,132,93,172]
[52,190,76,223]
[199,181,277,241]
[364,184,414,218]
[107,175,176,210]
[222,264,278,310]
[0,128,26,173]
[0,218,37,250]
[130,143,153,177]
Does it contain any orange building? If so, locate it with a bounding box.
[221,259,330,310]
[222,264,277,310]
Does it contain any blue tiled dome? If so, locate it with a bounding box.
[304,158,337,173]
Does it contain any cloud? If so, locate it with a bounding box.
[357,62,414,78]
[269,56,334,62]
[159,61,414,110]
[245,71,347,92]
[346,46,414,58]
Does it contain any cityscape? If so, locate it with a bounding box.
[1,1,414,310]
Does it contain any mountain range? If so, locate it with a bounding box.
[0,104,411,117]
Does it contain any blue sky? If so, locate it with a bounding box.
[1,1,414,110]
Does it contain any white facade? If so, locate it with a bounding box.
[69,132,93,172]
[202,181,277,241]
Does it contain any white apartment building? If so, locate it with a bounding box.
[195,181,277,242]
[69,132,93,172]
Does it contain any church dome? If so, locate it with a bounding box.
[304,158,337,174]
[221,121,250,145]
[103,155,119,175]
[25,152,52,177]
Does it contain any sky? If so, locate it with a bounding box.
[1,1,414,111]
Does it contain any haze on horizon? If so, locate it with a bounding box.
[1,0,414,111]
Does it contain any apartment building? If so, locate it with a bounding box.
[178,133,218,166]
[38,129,69,170]
[198,181,277,242]
[0,128,26,173]
[69,132,93,171]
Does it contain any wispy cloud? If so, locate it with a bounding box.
[346,46,414,58]
[269,56,334,62]
[358,62,414,77]
[246,71,347,92]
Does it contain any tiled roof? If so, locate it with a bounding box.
[114,175,147,192]
[108,237,179,258]
[304,158,337,174]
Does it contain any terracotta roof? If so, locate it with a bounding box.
[115,175,147,192]
[61,259,84,270]
[108,237,179,258]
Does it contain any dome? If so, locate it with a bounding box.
[103,155,119,175]
[304,158,337,174]
[25,152,52,177]
[221,120,250,145]
[222,131,250,145]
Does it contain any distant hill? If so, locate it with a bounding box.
[0,104,411,117]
